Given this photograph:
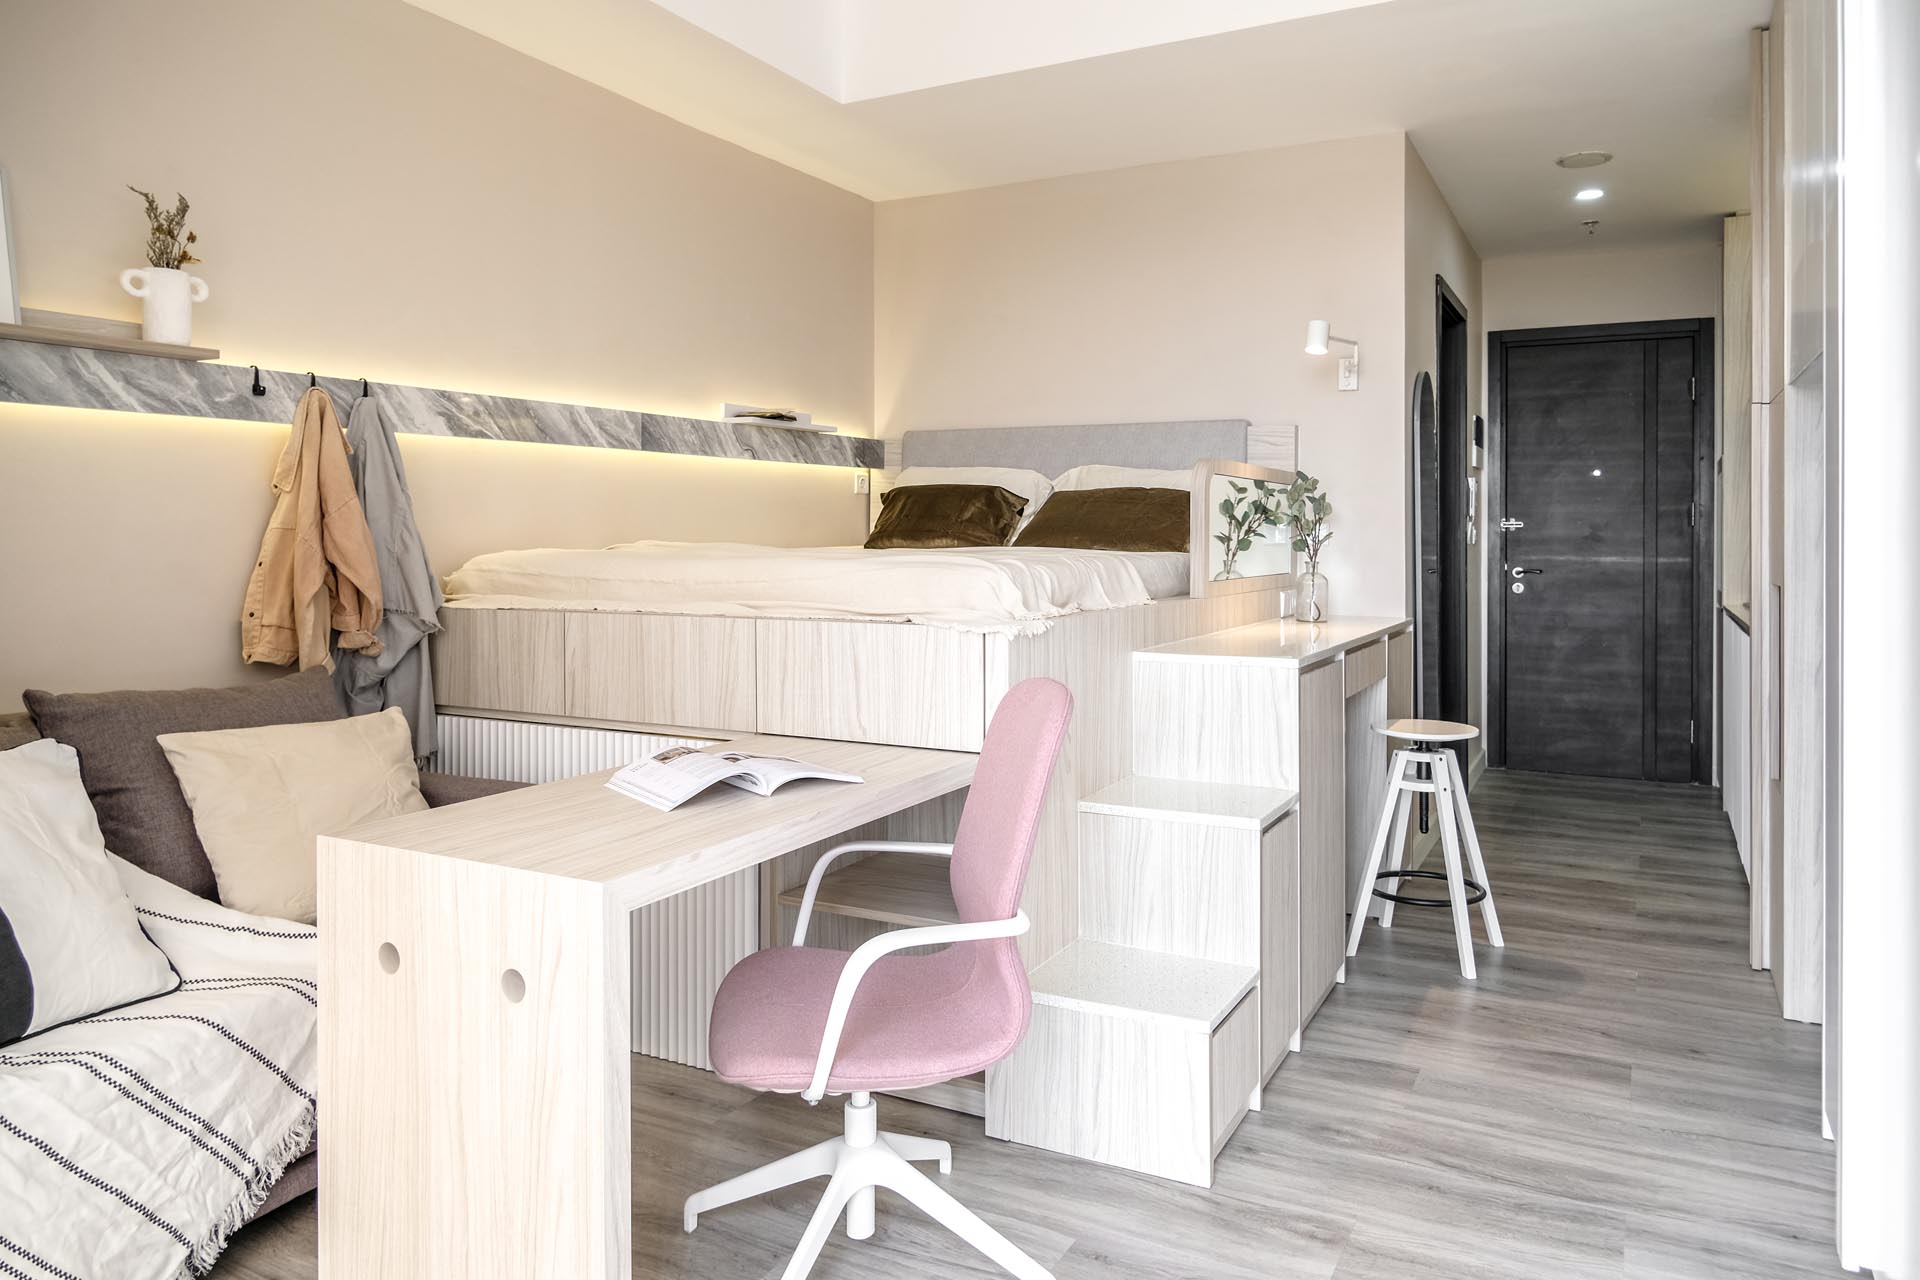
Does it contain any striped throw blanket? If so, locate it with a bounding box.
[0,857,317,1280]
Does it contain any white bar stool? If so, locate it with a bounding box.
[1346,719,1503,979]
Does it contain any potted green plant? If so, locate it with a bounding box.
[119,187,206,346]
[1284,471,1333,621]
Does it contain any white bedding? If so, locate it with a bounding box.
[0,858,316,1280]
[443,542,1191,635]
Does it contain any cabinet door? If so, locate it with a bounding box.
[1260,812,1301,1079]
[1298,662,1348,1024]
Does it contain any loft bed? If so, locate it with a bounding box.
[429,419,1301,1105]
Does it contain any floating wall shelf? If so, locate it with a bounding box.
[0,330,880,470]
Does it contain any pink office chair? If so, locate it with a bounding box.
[684,677,1073,1280]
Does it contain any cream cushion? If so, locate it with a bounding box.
[158,708,427,921]
[1050,463,1196,493]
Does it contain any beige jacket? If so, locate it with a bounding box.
[241,387,384,670]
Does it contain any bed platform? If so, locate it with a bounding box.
[432,421,1300,962]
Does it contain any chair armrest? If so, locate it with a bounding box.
[418,772,529,808]
[791,840,955,945]
[803,910,1029,1102]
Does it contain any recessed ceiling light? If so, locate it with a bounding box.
[1576,188,1605,201]
[1556,150,1614,169]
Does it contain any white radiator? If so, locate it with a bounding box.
[435,713,760,1069]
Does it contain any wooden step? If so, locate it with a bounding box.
[1080,775,1296,832]
[1027,940,1256,1031]
[994,940,1262,1187]
[774,851,957,928]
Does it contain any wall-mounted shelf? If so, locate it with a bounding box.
[0,315,219,361]
[0,322,880,470]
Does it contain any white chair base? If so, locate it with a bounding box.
[1347,739,1503,979]
[684,1092,1054,1280]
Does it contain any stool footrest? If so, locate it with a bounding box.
[1371,867,1487,907]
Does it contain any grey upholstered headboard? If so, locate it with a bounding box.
[873,419,1299,525]
[898,419,1253,475]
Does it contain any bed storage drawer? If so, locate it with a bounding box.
[754,620,987,751]
[563,613,756,732]
[434,609,567,714]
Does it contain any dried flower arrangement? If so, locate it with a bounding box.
[128,186,200,269]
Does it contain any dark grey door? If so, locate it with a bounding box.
[1495,331,1704,782]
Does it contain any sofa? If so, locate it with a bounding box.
[6,671,525,1226]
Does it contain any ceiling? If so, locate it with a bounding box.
[404,0,1768,255]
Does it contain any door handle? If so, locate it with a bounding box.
[1509,566,1543,578]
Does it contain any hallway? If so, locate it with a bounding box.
[216,771,1840,1279]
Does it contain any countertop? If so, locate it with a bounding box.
[1135,615,1412,670]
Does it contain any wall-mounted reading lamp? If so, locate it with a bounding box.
[1305,320,1360,391]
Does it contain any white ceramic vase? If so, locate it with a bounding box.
[120,265,208,346]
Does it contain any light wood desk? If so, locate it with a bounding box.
[316,734,977,1280]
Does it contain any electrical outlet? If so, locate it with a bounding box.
[1337,356,1359,392]
[853,471,870,495]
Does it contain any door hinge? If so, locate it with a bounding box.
[1690,719,1696,745]
[1688,501,1696,528]
[1689,375,1698,401]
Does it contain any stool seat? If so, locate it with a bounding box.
[1380,718,1479,744]
[1346,731,1502,979]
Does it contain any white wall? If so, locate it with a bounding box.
[875,134,1414,616]
[1482,241,1722,333]
[0,0,875,706]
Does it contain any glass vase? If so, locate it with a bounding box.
[1297,572,1329,623]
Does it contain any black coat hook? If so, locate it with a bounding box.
[360,377,371,398]
[307,372,317,389]
[249,366,266,396]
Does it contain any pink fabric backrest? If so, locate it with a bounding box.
[949,678,1074,924]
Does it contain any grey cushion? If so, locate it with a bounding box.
[22,670,344,899]
[419,772,526,807]
[0,713,37,753]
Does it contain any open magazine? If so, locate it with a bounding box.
[605,746,864,812]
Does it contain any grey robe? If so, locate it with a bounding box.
[333,394,443,762]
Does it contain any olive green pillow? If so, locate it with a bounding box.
[1013,488,1191,552]
[865,484,1027,549]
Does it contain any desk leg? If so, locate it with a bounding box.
[319,837,632,1280]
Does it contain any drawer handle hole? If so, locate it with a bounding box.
[377,942,400,974]
[501,968,526,1003]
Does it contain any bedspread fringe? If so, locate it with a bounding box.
[182,1105,318,1279]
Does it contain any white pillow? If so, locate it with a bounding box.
[158,708,428,922]
[0,739,179,1046]
[1052,463,1196,493]
[890,466,1055,530]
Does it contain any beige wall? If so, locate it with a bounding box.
[1402,141,1486,740]
[1482,241,1722,333]
[875,134,1413,616]
[0,0,874,706]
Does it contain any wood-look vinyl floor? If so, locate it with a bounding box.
[213,770,1842,1279]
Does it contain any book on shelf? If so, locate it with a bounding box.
[721,402,830,431]
[605,746,863,812]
